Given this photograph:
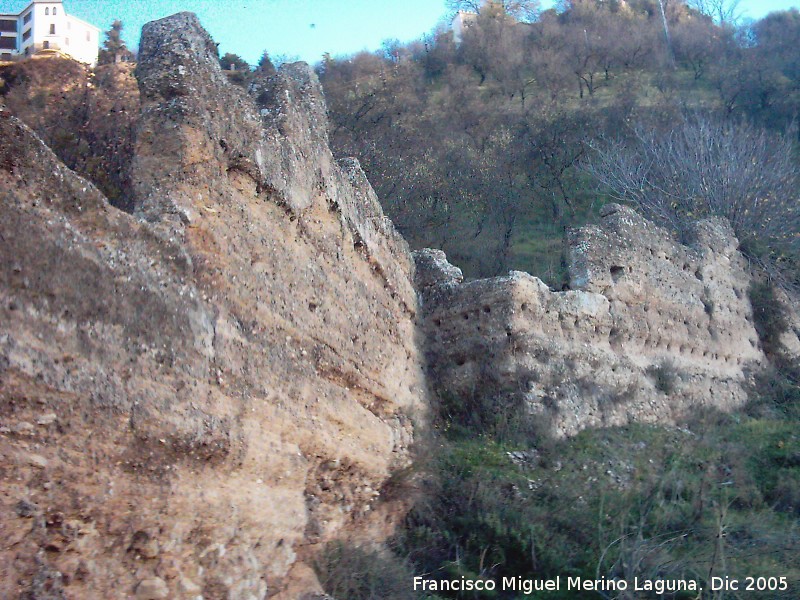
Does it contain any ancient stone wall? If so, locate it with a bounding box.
[3,10,798,600]
[416,204,768,438]
[0,13,427,600]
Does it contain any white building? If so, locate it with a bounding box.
[0,0,100,66]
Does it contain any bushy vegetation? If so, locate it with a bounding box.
[320,0,800,281]
[315,542,424,600]
[412,409,799,593]
[436,388,546,445]
[0,57,139,209]
[319,277,800,600]
[584,117,800,261]
[319,394,800,599]
[646,360,679,395]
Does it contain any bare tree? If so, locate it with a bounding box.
[447,0,483,12]
[584,115,800,262]
[688,0,744,25]
[672,17,724,79]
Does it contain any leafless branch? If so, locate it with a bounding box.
[584,114,800,286]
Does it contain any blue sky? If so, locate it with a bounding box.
[0,0,797,65]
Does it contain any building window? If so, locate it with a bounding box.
[45,8,50,15]
[0,19,16,33]
[65,37,69,46]
[86,31,90,42]
[53,7,57,15]
[22,28,31,42]
[23,12,32,25]
[0,37,15,50]
[43,41,49,49]
[50,24,55,35]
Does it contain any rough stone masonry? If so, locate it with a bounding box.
[1,9,799,600]
[415,203,799,437]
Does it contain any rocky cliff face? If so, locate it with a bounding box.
[0,13,427,600]
[416,204,775,437]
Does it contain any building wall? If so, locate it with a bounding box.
[18,3,36,57]
[0,1,98,65]
[0,16,18,60]
[29,2,66,56]
[62,15,99,65]
[451,11,477,45]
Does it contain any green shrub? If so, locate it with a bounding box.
[399,415,800,599]
[399,439,598,598]
[747,366,800,420]
[436,385,547,447]
[646,360,679,395]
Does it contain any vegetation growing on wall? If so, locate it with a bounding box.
[0,57,139,209]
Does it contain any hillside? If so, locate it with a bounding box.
[315,1,800,597]
[319,0,800,283]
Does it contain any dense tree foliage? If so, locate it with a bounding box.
[320,0,800,282]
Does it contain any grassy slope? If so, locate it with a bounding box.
[395,412,800,599]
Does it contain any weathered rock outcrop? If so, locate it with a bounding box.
[0,13,426,600]
[416,204,770,437]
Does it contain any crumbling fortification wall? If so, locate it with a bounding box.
[417,204,768,437]
[0,13,427,600]
[4,10,798,600]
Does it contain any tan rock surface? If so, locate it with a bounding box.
[0,12,427,600]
